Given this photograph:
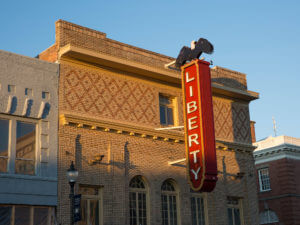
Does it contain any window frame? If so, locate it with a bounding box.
[159,94,178,127]
[129,176,149,225]
[227,197,244,225]
[190,192,208,225]
[258,168,271,192]
[0,114,39,176]
[78,185,103,225]
[161,179,180,225]
[0,204,54,225]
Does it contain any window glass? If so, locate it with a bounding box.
[234,209,241,225]
[0,119,9,173]
[258,168,271,191]
[161,180,178,225]
[191,196,205,225]
[159,94,175,126]
[15,206,30,225]
[227,197,242,225]
[89,200,99,225]
[227,208,233,225]
[79,185,102,225]
[15,121,36,175]
[167,108,174,125]
[34,207,49,225]
[0,206,12,225]
[129,176,147,225]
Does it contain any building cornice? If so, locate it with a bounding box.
[58,44,259,101]
[60,113,256,153]
[254,144,300,164]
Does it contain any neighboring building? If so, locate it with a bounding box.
[39,20,260,225]
[254,136,300,225]
[0,50,59,224]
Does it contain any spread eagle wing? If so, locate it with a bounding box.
[190,38,214,60]
[175,46,192,68]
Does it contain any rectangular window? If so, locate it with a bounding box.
[79,185,102,225]
[227,197,243,225]
[0,119,9,173]
[161,194,177,225]
[191,196,206,225]
[159,94,175,126]
[15,121,36,175]
[258,168,271,192]
[0,205,53,225]
[0,116,37,175]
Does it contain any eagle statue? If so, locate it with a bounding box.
[175,38,214,68]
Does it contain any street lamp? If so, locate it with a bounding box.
[67,161,78,225]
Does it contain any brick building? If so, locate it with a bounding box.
[0,50,59,224]
[39,20,260,225]
[254,136,300,225]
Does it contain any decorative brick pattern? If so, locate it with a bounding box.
[61,63,159,126]
[213,97,251,144]
[51,20,259,225]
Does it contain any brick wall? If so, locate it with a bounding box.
[43,20,260,225]
[257,158,300,225]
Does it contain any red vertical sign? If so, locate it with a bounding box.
[182,59,218,192]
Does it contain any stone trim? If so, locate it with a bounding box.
[60,113,256,154]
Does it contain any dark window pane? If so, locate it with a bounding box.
[160,106,166,124]
[234,208,241,225]
[90,200,99,225]
[15,206,30,225]
[191,197,197,225]
[161,180,175,191]
[129,176,145,189]
[130,192,137,225]
[227,208,233,225]
[0,119,9,173]
[34,207,49,225]
[16,121,36,175]
[0,206,12,225]
[79,200,87,225]
[16,121,35,160]
[0,158,8,173]
[167,108,174,125]
[0,119,9,155]
[159,95,170,104]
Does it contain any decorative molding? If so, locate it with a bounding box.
[59,113,256,153]
[254,147,300,164]
[60,113,184,143]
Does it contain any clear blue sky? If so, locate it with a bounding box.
[1,0,299,140]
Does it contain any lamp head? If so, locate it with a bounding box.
[67,161,78,183]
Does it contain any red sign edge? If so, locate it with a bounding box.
[181,59,218,192]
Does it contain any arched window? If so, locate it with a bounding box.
[161,179,178,225]
[129,176,148,225]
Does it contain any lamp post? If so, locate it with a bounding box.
[66,161,78,225]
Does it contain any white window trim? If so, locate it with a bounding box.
[258,168,271,192]
[0,114,40,176]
